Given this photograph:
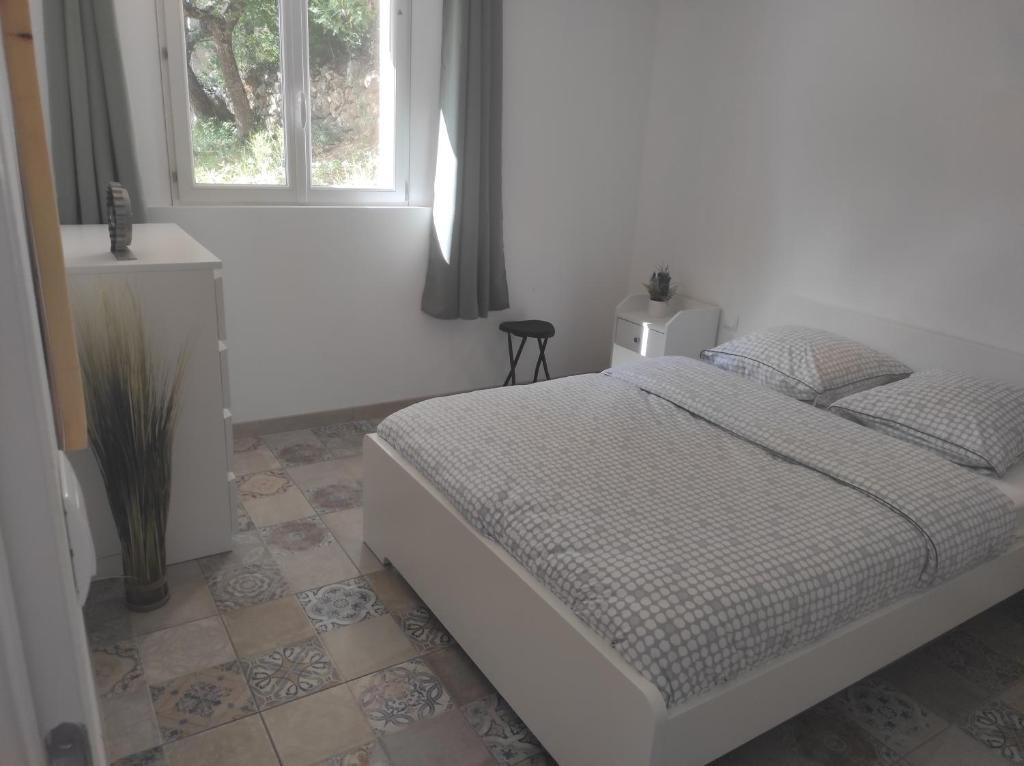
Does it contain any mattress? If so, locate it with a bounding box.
[378,356,1015,707]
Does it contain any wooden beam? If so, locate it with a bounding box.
[1,0,87,451]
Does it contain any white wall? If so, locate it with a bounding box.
[631,0,1024,352]
[114,0,657,422]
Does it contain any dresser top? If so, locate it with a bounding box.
[61,223,221,274]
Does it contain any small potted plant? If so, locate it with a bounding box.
[77,289,188,611]
[643,265,677,318]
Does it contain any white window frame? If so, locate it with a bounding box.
[157,0,412,206]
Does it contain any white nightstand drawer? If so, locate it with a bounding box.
[614,318,666,357]
[615,318,644,353]
[610,293,720,367]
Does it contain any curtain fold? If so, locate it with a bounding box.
[45,0,145,225]
[421,0,508,320]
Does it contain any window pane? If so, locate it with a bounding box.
[307,0,396,189]
[183,0,286,186]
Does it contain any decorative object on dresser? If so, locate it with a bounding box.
[105,181,134,257]
[77,288,187,611]
[61,223,235,579]
[610,294,720,368]
[643,264,678,318]
[499,320,555,385]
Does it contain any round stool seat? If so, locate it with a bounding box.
[499,320,555,339]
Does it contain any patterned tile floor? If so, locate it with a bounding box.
[86,418,1024,765]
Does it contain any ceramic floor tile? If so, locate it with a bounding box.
[130,562,219,636]
[1001,678,1024,711]
[394,603,454,652]
[261,517,361,589]
[163,714,278,766]
[907,725,1008,766]
[92,641,144,698]
[288,459,364,514]
[104,714,163,763]
[232,435,282,476]
[321,614,418,681]
[279,543,362,593]
[84,579,133,647]
[140,616,235,685]
[322,507,363,546]
[315,740,391,765]
[922,629,1024,695]
[241,636,340,709]
[511,754,556,766]
[878,648,989,722]
[323,510,384,574]
[150,660,256,742]
[260,516,335,554]
[111,745,166,766]
[262,429,333,466]
[198,531,267,574]
[826,676,947,754]
[365,568,420,613]
[969,593,1024,659]
[100,683,155,734]
[424,647,495,706]
[961,700,1024,762]
[712,704,903,766]
[350,658,453,735]
[312,420,376,458]
[338,456,363,481]
[262,684,374,766]
[239,471,316,527]
[202,549,289,612]
[348,544,385,574]
[236,506,257,533]
[462,694,542,766]
[382,710,493,766]
[222,596,316,657]
[298,578,388,633]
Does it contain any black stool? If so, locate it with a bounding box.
[499,320,555,385]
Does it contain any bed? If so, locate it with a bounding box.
[363,298,1024,766]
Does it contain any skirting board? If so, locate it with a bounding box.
[232,396,431,438]
[364,432,1024,766]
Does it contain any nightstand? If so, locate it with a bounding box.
[610,294,721,367]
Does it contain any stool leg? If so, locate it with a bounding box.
[532,339,545,382]
[504,333,514,386]
[504,335,528,386]
[535,338,551,381]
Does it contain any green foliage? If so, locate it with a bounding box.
[234,0,281,72]
[184,0,380,185]
[192,119,286,185]
[309,0,375,50]
[644,265,678,302]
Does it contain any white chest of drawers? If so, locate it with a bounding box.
[61,224,234,576]
[610,294,721,367]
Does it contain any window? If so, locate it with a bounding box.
[159,0,410,204]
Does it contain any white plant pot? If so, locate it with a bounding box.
[648,299,672,318]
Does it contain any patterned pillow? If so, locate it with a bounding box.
[700,326,912,407]
[829,370,1024,476]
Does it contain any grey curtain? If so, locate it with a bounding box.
[44,0,145,225]
[421,0,508,319]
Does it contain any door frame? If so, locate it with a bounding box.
[0,23,105,766]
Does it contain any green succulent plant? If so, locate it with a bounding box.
[643,264,677,302]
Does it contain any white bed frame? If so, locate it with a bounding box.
[364,297,1024,766]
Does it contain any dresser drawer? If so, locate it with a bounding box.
[614,318,665,357]
[615,318,643,353]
